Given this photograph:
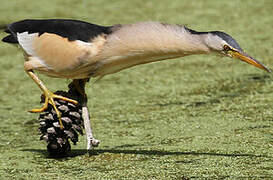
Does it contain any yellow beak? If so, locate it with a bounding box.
[229,50,271,72]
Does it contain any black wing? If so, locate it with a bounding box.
[2,19,113,44]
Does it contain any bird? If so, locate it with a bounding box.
[2,19,270,130]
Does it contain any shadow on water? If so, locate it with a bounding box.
[21,148,272,159]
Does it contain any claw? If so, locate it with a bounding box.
[29,91,78,130]
[29,96,49,113]
[24,70,79,130]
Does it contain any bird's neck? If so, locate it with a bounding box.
[103,22,210,58]
[93,22,211,76]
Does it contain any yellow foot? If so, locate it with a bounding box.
[29,91,78,130]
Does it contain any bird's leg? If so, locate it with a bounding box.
[70,79,100,150]
[24,63,78,130]
[72,79,88,99]
[82,104,100,150]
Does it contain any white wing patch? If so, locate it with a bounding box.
[17,32,39,56]
[17,32,50,70]
[75,40,92,46]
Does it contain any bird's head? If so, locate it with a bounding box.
[204,31,271,72]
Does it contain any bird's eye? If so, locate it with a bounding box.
[223,45,230,51]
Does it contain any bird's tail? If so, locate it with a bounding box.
[1,23,18,44]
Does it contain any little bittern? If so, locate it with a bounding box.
[2,19,270,129]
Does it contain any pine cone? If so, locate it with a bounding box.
[38,91,84,156]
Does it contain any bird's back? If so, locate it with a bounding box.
[2,19,112,43]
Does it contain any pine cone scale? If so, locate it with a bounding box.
[38,91,84,156]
